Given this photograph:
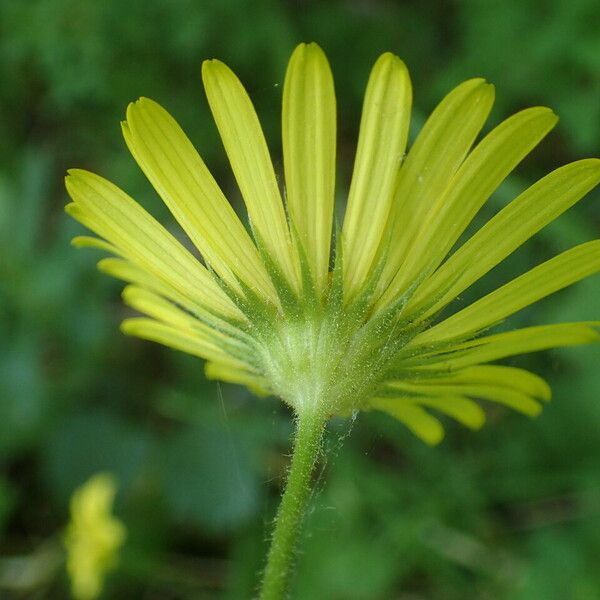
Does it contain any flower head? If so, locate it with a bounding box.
[64,473,126,600]
[66,43,600,444]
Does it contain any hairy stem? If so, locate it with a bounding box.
[259,407,327,600]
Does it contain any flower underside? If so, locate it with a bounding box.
[66,43,600,444]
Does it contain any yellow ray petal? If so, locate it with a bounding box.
[428,396,484,429]
[121,317,244,365]
[388,381,541,417]
[65,169,240,320]
[341,52,412,299]
[98,258,241,339]
[123,99,277,304]
[380,395,485,429]
[381,107,557,305]
[120,283,247,347]
[71,236,122,255]
[405,395,485,429]
[122,285,254,360]
[282,43,336,295]
[417,241,600,344]
[408,323,600,369]
[99,258,198,315]
[202,58,299,289]
[408,159,600,318]
[205,361,270,396]
[377,79,495,300]
[369,397,444,445]
[428,365,551,401]
[427,397,484,429]
[123,285,206,333]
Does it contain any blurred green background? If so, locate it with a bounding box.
[1,0,599,598]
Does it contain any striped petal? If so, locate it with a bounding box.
[205,361,269,396]
[381,107,557,304]
[417,241,600,344]
[123,286,220,339]
[408,159,600,318]
[123,98,277,304]
[65,170,240,320]
[377,79,495,299]
[98,258,248,338]
[71,236,122,256]
[369,397,444,445]
[409,396,485,429]
[282,43,336,295]
[342,52,412,300]
[121,318,240,365]
[387,380,541,417]
[424,365,551,401]
[406,323,600,370]
[99,258,200,317]
[202,59,299,290]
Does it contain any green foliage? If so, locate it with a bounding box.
[0,0,599,597]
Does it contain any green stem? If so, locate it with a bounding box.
[259,408,327,600]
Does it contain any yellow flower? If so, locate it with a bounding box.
[66,43,600,445]
[64,473,126,600]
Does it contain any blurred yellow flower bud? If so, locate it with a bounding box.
[64,473,126,600]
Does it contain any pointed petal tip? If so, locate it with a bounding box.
[466,409,486,430]
[65,167,98,183]
[425,429,445,446]
[458,76,488,88]
[374,51,409,73]
[463,78,495,100]
[135,96,160,111]
[65,167,84,180]
[290,41,322,52]
[444,78,496,108]
[579,157,600,173]
[305,41,322,50]
[120,285,135,302]
[64,174,79,198]
[470,418,486,431]
[201,57,226,76]
[119,319,137,336]
[482,81,495,98]
[304,42,329,62]
[528,404,544,418]
[201,58,228,85]
[96,257,111,270]
[288,41,329,68]
[520,105,559,124]
[124,102,134,122]
[291,41,308,54]
[98,256,126,271]
[125,98,146,120]
[70,236,88,248]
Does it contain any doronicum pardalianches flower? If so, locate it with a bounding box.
[65,42,600,600]
[64,473,126,600]
[66,42,600,444]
